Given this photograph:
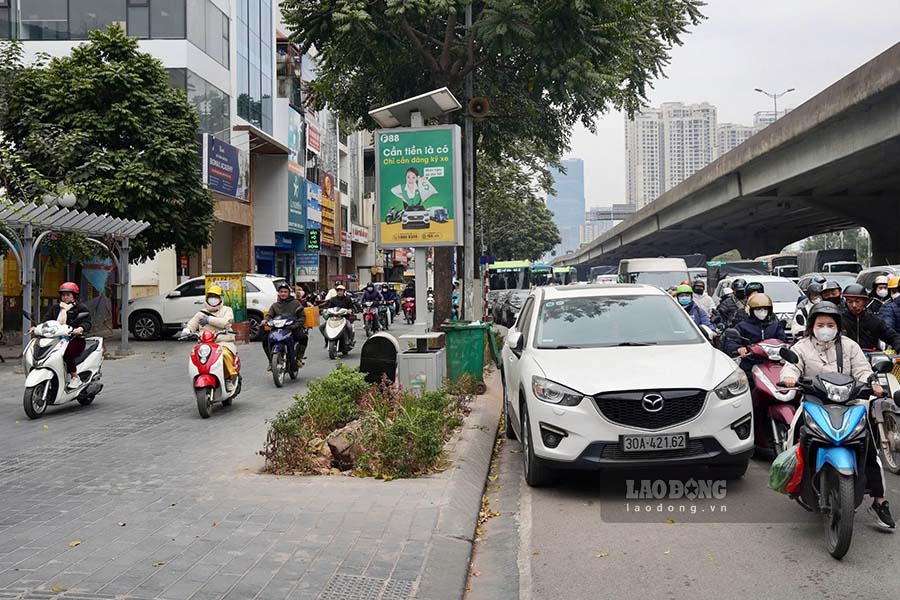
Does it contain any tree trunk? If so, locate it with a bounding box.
[433,246,453,329]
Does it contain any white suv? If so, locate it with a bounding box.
[128,274,286,341]
[502,284,753,486]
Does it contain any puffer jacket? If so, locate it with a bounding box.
[723,316,786,371]
[880,298,900,331]
[715,295,745,327]
[780,335,872,383]
[186,304,236,353]
[841,306,900,352]
[683,301,712,328]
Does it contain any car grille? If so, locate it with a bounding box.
[592,389,707,430]
[599,439,708,460]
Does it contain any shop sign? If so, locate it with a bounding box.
[351,224,369,243]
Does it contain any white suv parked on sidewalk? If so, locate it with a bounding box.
[128,274,286,341]
[502,283,753,486]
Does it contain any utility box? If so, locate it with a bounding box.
[398,333,446,394]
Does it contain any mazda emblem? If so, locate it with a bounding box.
[642,393,664,413]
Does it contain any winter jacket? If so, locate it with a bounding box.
[723,316,787,370]
[868,294,887,315]
[715,295,746,327]
[683,301,712,329]
[186,304,236,353]
[43,302,92,332]
[841,306,900,352]
[266,298,305,326]
[326,295,355,311]
[780,335,872,383]
[879,298,900,331]
[361,288,383,303]
[693,293,715,316]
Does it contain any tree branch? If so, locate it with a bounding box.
[398,18,441,76]
[439,12,458,72]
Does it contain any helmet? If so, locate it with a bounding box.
[745,281,765,296]
[807,301,842,332]
[822,280,842,293]
[810,274,827,285]
[207,284,224,297]
[675,284,694,295]
[276,282,291,291]
[889,276,900,290]
[747,293,773,310]
[842,283,868,299]
[874,275,890,287]
[731,278,747,291]
[336,284,346,291]
[59,282,80,295]
[807,282,823,296]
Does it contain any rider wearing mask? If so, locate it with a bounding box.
[401,281,416,299]
[793,282,823,338]
[781,302,894,529]
[182,286,238,391]
[724,293,786,372]
[691,280,715,316]
[319,284,355,344]
[675,284,712,328]
[263,283,308,369]
[382,284,400,314]
[40,283,92,389]
[820,280,843,306]
[715,278,747,327]
[879,277,900,330]
[361,282,383,304]
[869,275,891,314]
[841,284,900,352]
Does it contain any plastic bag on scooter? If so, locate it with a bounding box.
[768,443,801,494]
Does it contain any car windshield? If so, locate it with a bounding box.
[534,295,705,349]
[628,271,690,289]
[829,274,858,289]
[747,279,801,303]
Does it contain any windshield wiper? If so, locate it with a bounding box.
[615,342,656,347]
[540,345,582,349]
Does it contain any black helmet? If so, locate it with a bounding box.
[807,282,823,296]
[276,282,291,292]
[731,278,747,291]
[822,280,842,293]
[745,281,765,296]
[842,283,868,299]
[807,301,842,333]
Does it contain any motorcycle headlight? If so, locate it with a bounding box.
[273,318,286,328]
[761,344,782,361]
[822,381,852,403]
[198,344,212,365]
[715,369,749,400]
[531,376,585,406]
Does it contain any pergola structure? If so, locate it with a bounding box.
[0,202,150,353]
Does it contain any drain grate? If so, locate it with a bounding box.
[318,575,413,600]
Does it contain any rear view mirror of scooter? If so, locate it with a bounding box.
[723,328,744,340]
[779,347,800,364]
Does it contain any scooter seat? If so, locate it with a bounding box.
[75,338,103,365]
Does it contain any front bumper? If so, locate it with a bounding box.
[557,437,753,470]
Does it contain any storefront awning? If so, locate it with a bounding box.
[233,123,290,155]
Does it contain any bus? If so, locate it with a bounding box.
[530,263,554,286]
[487,260,532,304]
[552,266,577,285]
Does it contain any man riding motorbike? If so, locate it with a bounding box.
[715,278,747,327]
[691,280,715,316]
[319,284,356,344]
[361,283,383,304]
[675,284,712,328]
[723,293,786,374]
[821,280,843,306]
[869,275,891,314]
[879,276,900,330]
[382,283,400,316]
[181,285,238,392]
[263,283,309,370]
[37,282,92,389]
[781,301,894,529]
[401,281,416,299]
[841,283,900,352]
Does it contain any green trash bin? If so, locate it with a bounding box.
[444,321,490,393]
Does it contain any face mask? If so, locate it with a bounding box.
[693,286,704,295]
[678,296,692,306]
[825,296,841,306]
[734,290,746,301]
[877,288,889,298]
[206,296,221,307]
[814,326,838,343]
[753,309,768,321]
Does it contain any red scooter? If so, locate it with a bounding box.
[178,330,242,418]
[402,297,416,324]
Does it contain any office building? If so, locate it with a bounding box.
[625,108,662,209]
[546,159,586,257]
[716,123,756,158]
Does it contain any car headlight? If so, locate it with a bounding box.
[714,369,749,400]
[531,376,585,406]
[822,380,852,403]
[198,344,212,365]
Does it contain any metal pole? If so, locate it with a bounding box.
[22,224,33,352]
[410,111,430,334]
[119,238,131,354]
[463,2,475,321]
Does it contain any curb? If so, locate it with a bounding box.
[416,369,503,600]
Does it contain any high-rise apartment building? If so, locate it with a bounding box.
[716,123,756,158]
[626,102,717,209]
[546,159,586,257]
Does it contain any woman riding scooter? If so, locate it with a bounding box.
[724,293,787,374]
[181,286,239,393]
[38,282,92,389]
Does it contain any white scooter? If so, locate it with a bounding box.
[22,320,104,419]
[322,308,355,360]
[177,329,242,418]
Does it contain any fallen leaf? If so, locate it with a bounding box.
[51,586,66,593]
[510,449,522,454]
[663,550,670,555]
[211,521,217,527]
[152,561,166,567]
[43,424,49,429]
[532,551,540,556]
[170,503,176,507]
[68,540,81,548]
[664,518,675,524]
[705,556,714,561]
[595,552,609,558]
[488,475,498,482]
[471,570,480,577]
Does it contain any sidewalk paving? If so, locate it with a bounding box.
[0,336,501,600]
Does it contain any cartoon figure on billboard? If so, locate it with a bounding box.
[390,167,437,229]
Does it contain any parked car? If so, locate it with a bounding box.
[493,290,530,327]
[797,272,858,292]
[128,274,285,341]
[712,275,801,322]
[502,283,753,486]
[857,265,900,292]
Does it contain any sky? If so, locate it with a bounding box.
[568,0,900,208]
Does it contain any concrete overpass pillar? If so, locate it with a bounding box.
[868,224,900,265]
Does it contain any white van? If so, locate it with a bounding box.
[618,258,690,290]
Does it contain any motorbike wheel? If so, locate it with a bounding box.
[328,340,337,360]
[880,413,900,474]
[773,421,791,456]
[23,380,53,420]
[195,387,214,419]
[364,321,372,338]
[271,352,285,388]
[77,394,95,406]
[823,467,855,559]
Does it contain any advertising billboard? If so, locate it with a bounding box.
[320,172,337,246]
[202,134,248,200]
[287,161,305,234]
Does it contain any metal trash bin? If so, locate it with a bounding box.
[359,333,400,385]
[398,333,446,394]
[443,321,489,392]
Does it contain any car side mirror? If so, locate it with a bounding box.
[166,290,182,298]
[779,347,800,364]
[506,330,524,353]
[796,313,805,326]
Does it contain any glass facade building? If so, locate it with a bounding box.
[235,0,272,133]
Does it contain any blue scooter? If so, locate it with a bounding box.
[780,348,893,558]
[266,316,301,388]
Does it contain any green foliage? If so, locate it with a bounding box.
[801,228,871,266]
[0,27,214,262]
[299,364,370,434]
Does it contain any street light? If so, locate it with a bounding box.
[754,87,795,122]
